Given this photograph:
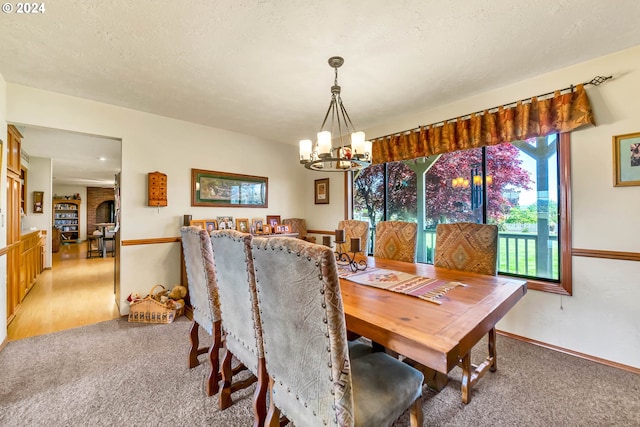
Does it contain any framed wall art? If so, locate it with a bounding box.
[205,220,218,232]
[191,169,268,207]
[189,219,207,230]
[613,132,640,187]
[266,215,280,229]
[236,218,250,233]
[33,191,44,214]
[314,178,330,204]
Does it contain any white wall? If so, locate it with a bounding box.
[0,72,7,343]
[346,45,640,369]
[7,84,307,315]
[21,156,53,268]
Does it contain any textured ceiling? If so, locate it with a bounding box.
[2,1,640,184]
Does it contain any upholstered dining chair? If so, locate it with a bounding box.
[373,221,418,263]
[209,229,267,427]
[251,236,424,427]
[180,226,222,397]
[434,222,499,275]
[337,219,369,254]
[282,218,316,243]
[434,222,500,397]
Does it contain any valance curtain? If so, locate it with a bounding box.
[372,84,595,165]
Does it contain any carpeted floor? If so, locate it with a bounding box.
[1,317,638,426]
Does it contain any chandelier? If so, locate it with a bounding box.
[299,56,372,172]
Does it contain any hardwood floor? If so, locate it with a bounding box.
[7,241,121,341]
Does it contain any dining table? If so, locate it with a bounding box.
[339,256,527,404]
[94,222,115,258]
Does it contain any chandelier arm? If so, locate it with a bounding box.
[319,96,336,131]
[337,96,356,135]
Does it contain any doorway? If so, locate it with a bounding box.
[9,124,122,339]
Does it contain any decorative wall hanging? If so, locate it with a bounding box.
[191,169,268,208]
[314,178,330,204]
[613,132,640,187]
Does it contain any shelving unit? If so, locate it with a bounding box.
[53,199,81,242]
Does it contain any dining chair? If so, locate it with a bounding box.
[251,236,424,427]
[180,226,223,397]
[434,222,500,399]
[337,219,369,254]
[434,222,499,275]
[282,218,316,243]
[209,229,266,427]
[373,220,418,263]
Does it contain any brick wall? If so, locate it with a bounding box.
[86,187,115,235]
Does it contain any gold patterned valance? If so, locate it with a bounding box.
[372,83,595,164]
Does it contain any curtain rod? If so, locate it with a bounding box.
[373,75,612,140]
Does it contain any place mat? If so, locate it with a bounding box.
[339,267,465,305]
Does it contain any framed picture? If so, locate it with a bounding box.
[314,178,330,204]
[266,215,280,229]
[252,218,264,233]
[191,169,268,207]
[236,218,250,233]
[216,216,235,230]
[283,225,291,233]
[613,132,640,187]
[189,219,207,230]
[33,191,44,214]
[276,225,283,233]
[205,220,218,233]
[263,224,271,234]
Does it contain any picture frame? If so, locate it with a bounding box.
[613,132,640,187]
[283,224,291,233]
[266,215,280,229]
[189,219,207,230]
[252,218,264,233]
[216,216,235,230]
[263,224,271,234]
[33,191,44,214]
[314,178,330,204]
[191,168,268,207]
[205,220,218,232]
[236,218,250,233]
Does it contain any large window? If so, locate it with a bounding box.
[353,134,572,294]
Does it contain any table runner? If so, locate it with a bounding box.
[338,267,465,305]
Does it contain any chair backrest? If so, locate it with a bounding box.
[252,237,355,426]
[209,229,263,373]
[180,226,221,335]
[373,221,418,263]
[337,219,369,254]
[282,218,307,238]
[434,222,499,275]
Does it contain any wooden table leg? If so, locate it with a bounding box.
[460,353,472,404]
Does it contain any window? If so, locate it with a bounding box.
[352,133,572,295]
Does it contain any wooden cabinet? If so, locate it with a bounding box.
[53,199,81,242]
[7,124,22,175]
[148,171,167,207]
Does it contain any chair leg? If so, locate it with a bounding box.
[409,396,423,427]
[206,320,222,396]
[265,377,282,427]
[252,357,268,427]
[188,321,200,369]
[219,347,235,410]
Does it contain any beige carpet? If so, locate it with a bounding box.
[1,317,638,426]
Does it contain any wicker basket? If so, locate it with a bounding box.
[128,285,183,324]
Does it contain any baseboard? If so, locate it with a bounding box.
[0,336,8,353]
[497,330,640,375]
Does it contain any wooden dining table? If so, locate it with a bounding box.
[339,256,527,403]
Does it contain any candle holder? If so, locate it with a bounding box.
[333,238,367,272]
